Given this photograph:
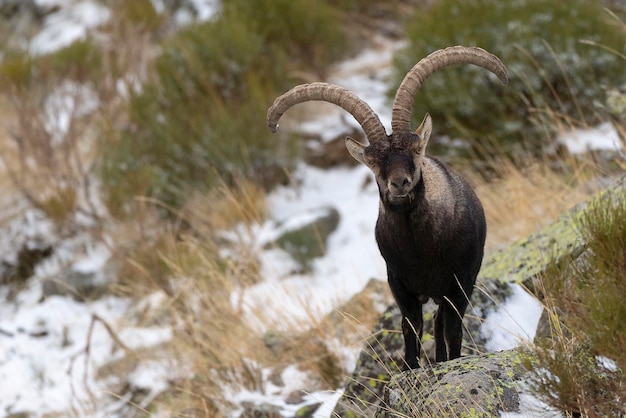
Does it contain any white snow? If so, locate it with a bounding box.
[30,1,111,56]
[501,390,562,418]
[558,122,623,155]
[2,2,622,417]
[294,36,402,143]
[187,0,221,21]
[481,284,544,352]
[44,81,99,145]
[231,164,384,332]
[72,242,110,274]
[0,277,173,416]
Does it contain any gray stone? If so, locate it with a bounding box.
[332,280,512,418]
[272,206,340,271]
[375,349,524,418]
[332,305,405,418]
[42,268,110,301]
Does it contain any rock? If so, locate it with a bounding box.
[479,175,625,290]
[332,279,511,418]
[272,206,340,271]
[375,349,525,417]
[1,243,53,284]
[303,127,364,169]
[5,412,32,418]
[41,268,110,300]
[0,0,40,19]
[606,84,626,120]
[332,305,405,418]
[294,402,323,418]
[41,244,115,301]
[239,402,282,418]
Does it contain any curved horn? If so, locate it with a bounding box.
[267,82,388,144]
[391,46,508,133]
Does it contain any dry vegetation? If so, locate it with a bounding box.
[0,0,624,417]
[478,156,608,253]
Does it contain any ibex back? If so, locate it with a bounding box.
[267,46,508,368]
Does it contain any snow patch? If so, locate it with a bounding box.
[30,1,111,56]
[231,164,384,332]
[481,284,544,352]
[558,122,623,154]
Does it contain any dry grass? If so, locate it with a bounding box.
[0,96,23,218]
[522,191,626,416]
[0,3,622,417]
[144,149,609,416]
[107,183,395,416]
[476,155,605,254]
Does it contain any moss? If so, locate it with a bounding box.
[294,402,322,417]
[378,350,524,417]
[274,207,340,270]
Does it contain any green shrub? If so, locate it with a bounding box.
[393,0,626,160]
[0,51,33,90]
[111,0,164,32]
[100,0,348,214]
[0,38,103,90]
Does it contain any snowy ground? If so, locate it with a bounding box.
[0,1,624,417]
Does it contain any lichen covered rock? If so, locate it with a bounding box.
[375,349,525,418]
[332,305,404,418]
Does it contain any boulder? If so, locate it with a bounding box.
[303,127,364,169]
[271,206,340,271]
[41,267,110,300]
[332,305,404,418]
[332,279,511,418]
[375,349,524,418]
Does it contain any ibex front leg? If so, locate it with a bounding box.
[389,274,424,369]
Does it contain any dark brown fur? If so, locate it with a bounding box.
[267,46,506,369]
[375,152,485,368]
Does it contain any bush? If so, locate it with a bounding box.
[393,0,626,161]
[0,38,103,90]
[100,0,348,214]
[0,40,106,231]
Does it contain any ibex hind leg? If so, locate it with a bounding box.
[401,313,423,369]
[442,297,469,361]
[434,304,447,362]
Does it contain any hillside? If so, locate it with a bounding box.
[0,1,624,417]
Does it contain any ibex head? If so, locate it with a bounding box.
[267,46,508,207]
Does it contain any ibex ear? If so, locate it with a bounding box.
[415,113,432,151]
[345,137,367,165]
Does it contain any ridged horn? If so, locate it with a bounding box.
[391,46,508,133]
[267,82,388,144]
